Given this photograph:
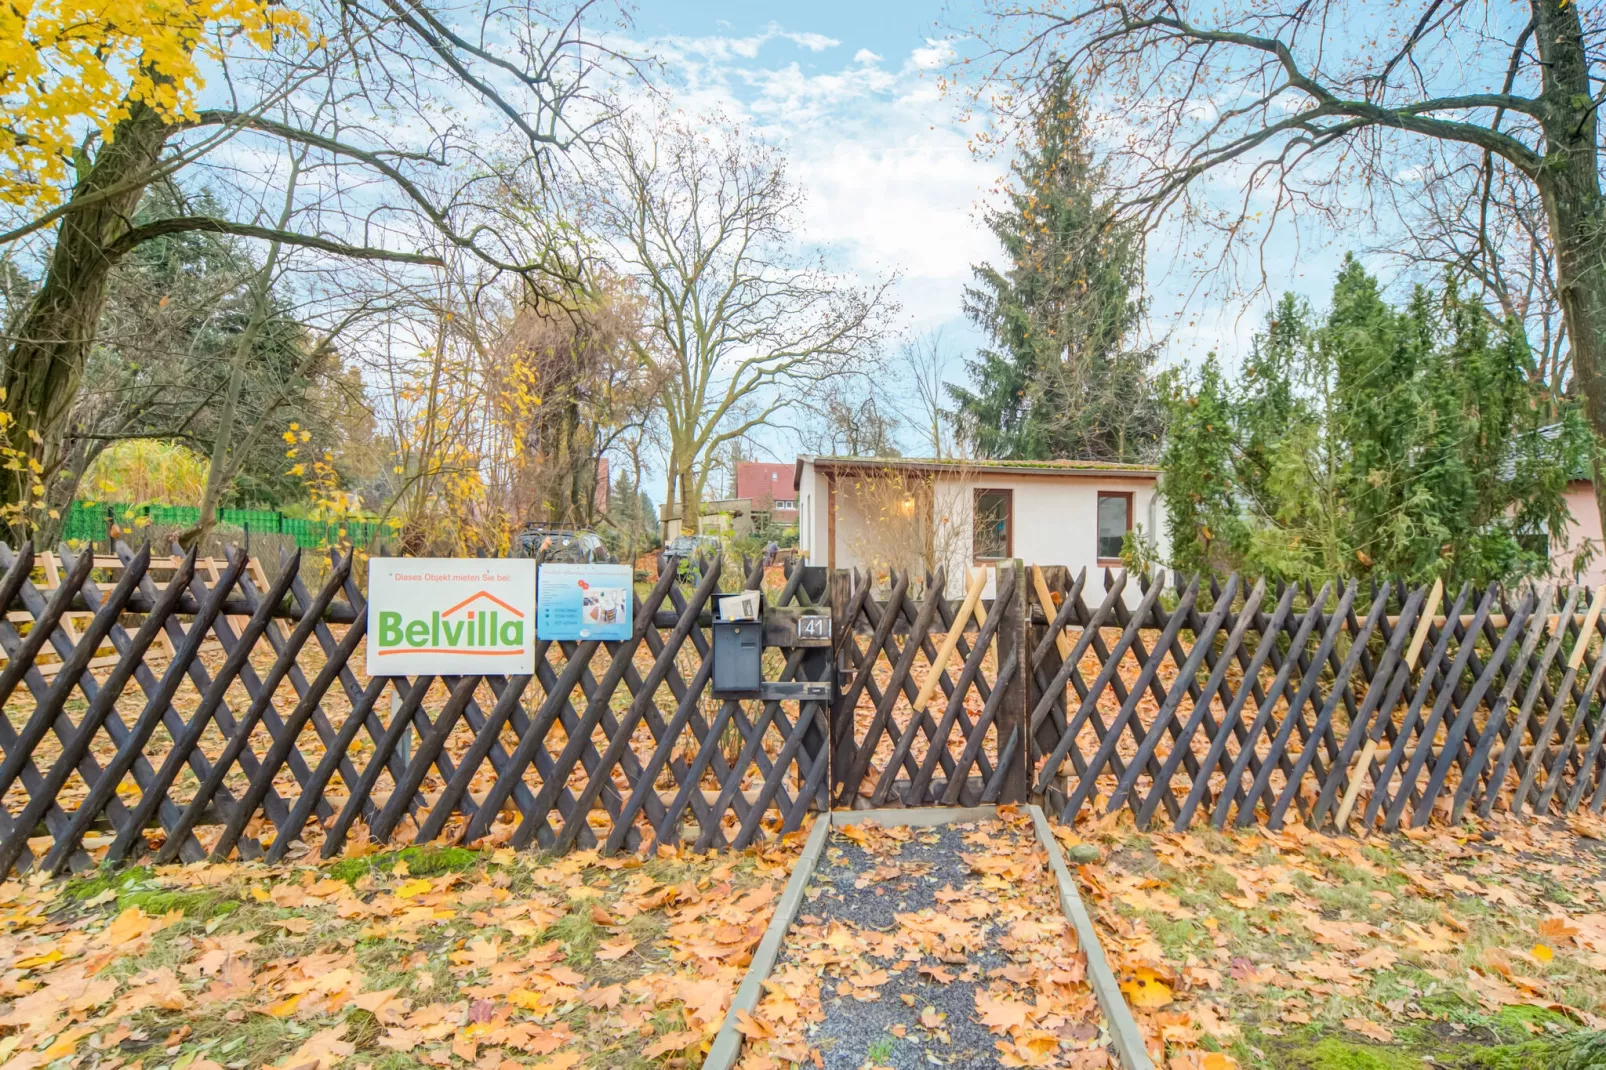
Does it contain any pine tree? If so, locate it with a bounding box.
[950,68,1162,462]
[1159,256,1589,586]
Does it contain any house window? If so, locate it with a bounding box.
[1097,492,1133,562]
[974,489,1012,561]
[773,499,795,510]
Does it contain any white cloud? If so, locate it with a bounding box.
[629,26,997,340]
[908,39,957,70]
[784,30,841,52]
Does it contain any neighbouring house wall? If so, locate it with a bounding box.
[797,460,828,565]
[1557,481,1606,588]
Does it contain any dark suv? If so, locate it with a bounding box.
[512,525,611,563]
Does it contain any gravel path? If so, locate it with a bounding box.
[771,817,1108,1069]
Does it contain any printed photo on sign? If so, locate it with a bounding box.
[366,558,537,675]
[537,563,634,641]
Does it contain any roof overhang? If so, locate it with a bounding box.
[794,455,1160,486]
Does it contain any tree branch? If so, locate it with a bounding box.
[103,216,444,265]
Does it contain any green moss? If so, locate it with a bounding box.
[327,845,481,884]
[1463,1032,1606,1070]
[119,888,239,920]
[1491,1005,1571,1036]
[65,865,154,899]
[1280,1037,1425,1070]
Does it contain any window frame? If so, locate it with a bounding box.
[972,487,1014,563]
[1096,491,1134,564]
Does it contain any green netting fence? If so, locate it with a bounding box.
[63,501,387,549]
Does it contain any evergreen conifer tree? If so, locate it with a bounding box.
[950,68,1161,462]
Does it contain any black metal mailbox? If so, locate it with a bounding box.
[711,592,763,695]
[712,620,763,693]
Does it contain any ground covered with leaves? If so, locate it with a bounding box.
[738,809,1109,1069]
[0,835,805,1070]
[1066,810,1606,1068]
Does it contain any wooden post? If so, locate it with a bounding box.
[993,560,1031,804]
[827,568,854,803]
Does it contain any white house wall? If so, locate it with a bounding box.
[797,463,1169,603]
[931,475,1166,597]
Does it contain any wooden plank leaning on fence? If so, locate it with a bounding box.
[911,566,989,714]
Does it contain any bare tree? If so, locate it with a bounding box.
[1381,153,1569,412]
[965,0,1606,521]
[901,329,960,459]
[586,110,897,534]
[0,0,636,533]
[798,373,904,458]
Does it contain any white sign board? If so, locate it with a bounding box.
[366,558,536,675]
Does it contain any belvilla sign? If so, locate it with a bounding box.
[366,558,537,674]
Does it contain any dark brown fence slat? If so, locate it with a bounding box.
[154,550,353,863]
[1511,592,1603,818]
[1397,589,1534,829]
[1361,583,1478,830]
[321,674,435,858]
[1066,577,1203,823]
[1475,587,1581,818]
[16,544,1606,875]
[212,598,370,859]
[1138,579,1265,828]
[42,550,246,874]
[1107,575,1236,817]
[563,565,715,852]
[1447,586,1555,823]
[1263,580,1389,829]
[1209,586,1334,829]
[105,550,299,865]
[0,548,189,876]
[1534,623,1606,814]
[886,567,1016,806]
[1308,581,1422,828]
[837,571,947,804]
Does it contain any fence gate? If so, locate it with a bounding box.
[828,561,1031,808]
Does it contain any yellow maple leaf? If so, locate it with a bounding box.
[1120,966,1174,1008]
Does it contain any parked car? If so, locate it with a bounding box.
[513,524,611,563]
[660,534,722,583]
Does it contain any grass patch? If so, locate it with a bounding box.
[542,910,604,966]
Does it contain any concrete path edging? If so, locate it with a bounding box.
[702,812,832,1070]
[1028,804,1155,1070]
[701,805,1154,1070]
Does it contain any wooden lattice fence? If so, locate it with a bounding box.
[2,541,1606,876]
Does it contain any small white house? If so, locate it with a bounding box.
[793,455,1167,595]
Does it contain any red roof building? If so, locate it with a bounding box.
[735,462,798,523]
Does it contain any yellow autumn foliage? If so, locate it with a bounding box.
[0,0,307,208]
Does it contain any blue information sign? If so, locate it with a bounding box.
[536,563,634,641]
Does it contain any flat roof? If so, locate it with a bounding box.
[794,455,1160,489]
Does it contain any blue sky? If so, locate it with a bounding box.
[618,3,1367,459]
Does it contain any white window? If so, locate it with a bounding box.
[1097,492,1132,561]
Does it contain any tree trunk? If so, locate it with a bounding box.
[0,104,171,536]
[1533,0,1606,543]
[677,466,698,535]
